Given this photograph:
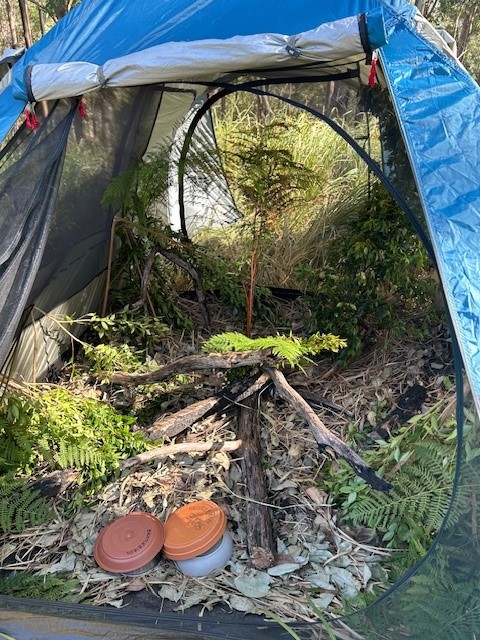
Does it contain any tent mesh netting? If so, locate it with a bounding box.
[0,73,479,640]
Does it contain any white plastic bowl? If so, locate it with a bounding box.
[174,531,234,577]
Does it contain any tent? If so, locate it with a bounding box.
[1,0,480,637]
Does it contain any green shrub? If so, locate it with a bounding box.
[325,405,459,572]
[304,182,437,360]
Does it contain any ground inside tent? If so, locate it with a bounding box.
[0,293,455,624]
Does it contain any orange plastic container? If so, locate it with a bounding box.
[163,500,233,576]
[94,512,165,576]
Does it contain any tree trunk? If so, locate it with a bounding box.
[18,0,33,48]
[6,0,19,47]
[454,2,479,60]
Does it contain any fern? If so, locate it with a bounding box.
[0,401,37,474]
[202,331,346,367]
[0,572,82,602]
[347,440,453,535]
[0,476,51,533]
[342,437,454,560]
[53,441,106,473]
[1,387,153,497]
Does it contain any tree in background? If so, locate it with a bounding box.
[414,0,480,80]
[0,0,81,52]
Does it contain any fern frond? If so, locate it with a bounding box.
[54,441,105,473]
[202,331,346,367]
[0,573,82,602]
[0,476,52,533]
[343,436,455,550]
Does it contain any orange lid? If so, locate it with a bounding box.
[163,500,227,561]
[94,512,165,573]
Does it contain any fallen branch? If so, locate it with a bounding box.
[103,351,269,386]
[264,367,391,492]
[121,439,243,469]
[146,372,270,440]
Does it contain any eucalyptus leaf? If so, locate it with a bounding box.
[267,563,300,576]
[234,571,271,598]
[229,594,256,612]
[158,584,183,602]
[329,566,362,598]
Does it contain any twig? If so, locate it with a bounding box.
[264,367,391,492]
[102,215,123,316]
[157,246,211,332]
[121,439,242,469]
[132,244,211,332]
[131,244,158,310]
[292,386,354,418]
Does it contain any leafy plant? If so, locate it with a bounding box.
[326,403,458,570]
[83,342,143,376]
[0,572,82,602]
[77,309,169,348]
[210,104,370,290]
[218,121,319,336]
[361,420,480,640]
[0,387,154,495]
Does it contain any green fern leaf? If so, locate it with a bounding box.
[0,476,52,533]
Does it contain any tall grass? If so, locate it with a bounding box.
[197,100,375,289]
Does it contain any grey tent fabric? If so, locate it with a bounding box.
[0,87,163,376]
[0,103,75,370]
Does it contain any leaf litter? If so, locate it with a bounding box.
[0,321,455,623]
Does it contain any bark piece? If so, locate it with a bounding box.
[147,397,220,440]
[237,394,275,569]
[265,367,391,492]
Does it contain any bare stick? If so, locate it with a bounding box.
[103,351,269,386]
[155,246,211,332]
[265,367,391,492]
[121,439,242,469]
[132,244,211,331]
[132,245,157,310]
